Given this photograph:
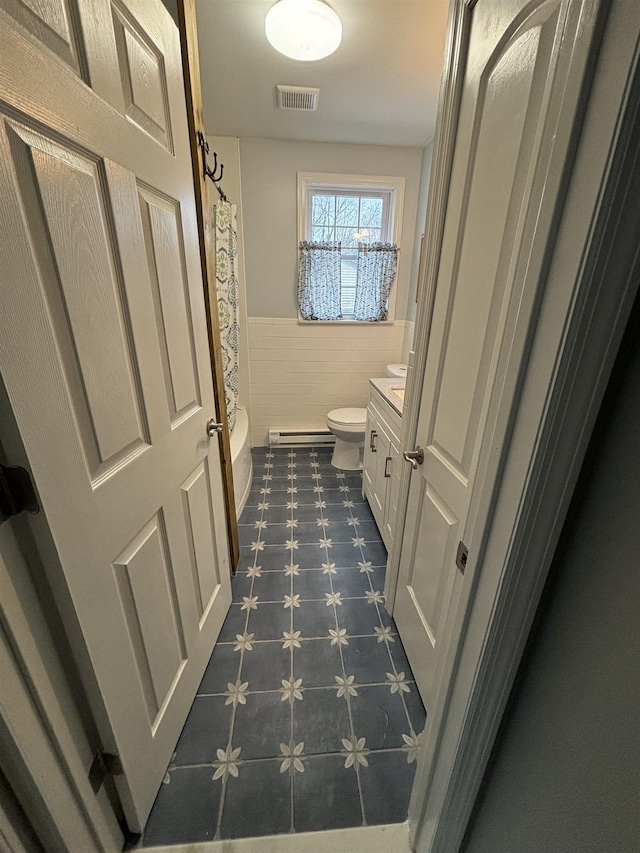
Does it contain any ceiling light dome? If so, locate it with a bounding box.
[265,0,342,62]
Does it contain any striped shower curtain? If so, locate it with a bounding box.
[214,201,239,433]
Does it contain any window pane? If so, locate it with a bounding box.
[359,196,384,229]
[312,195,335,225]
[363,228,382,243]
[335,195,360,227]
[336,226,359,249]
[312,225,335,242]
[340,259,357,315]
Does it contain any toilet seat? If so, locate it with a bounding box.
[327,407,367,427]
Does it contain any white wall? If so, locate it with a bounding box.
[462,316,640,853]
[247,318,410,446]
[238,137,423,445]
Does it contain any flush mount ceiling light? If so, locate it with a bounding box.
[265,0,342,62]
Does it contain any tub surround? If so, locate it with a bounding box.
[230,406,252,516]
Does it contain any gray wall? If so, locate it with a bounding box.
[238,137,423,318]
[462,313,640,853]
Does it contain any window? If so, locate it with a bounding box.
[298,173,405,321]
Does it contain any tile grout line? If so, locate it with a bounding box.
[214,468,265,840]
[288,448,295,834]
[324,470,367,828]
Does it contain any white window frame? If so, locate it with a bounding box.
[297,172,405,323]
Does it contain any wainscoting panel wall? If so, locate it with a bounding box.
[247,318,408,446]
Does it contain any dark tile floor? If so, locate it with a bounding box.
[143,447,425,846]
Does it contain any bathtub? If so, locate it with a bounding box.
[230,405,253,517]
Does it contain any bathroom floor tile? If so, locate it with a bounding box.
[337,598,383,636]
[231,572,253,602]
[252,547,289,572]
[240,640,291,691]
[173,696,232,765]
[258,523,289,546]
[217,604,248,642]
[331,567,372,598]
[356,520,383,542]
[246,601,291,640]
[259,506,292,524]
[198,643,240,695]
[324,522,357,543]
[293,754,362,832]
[293,638,342,687]
[143,447,421,845]
[350,685,410,750]
[342,636,394,683]
[293,687,350,754]
[250,570,291,602]
[143,766,222,846]
[360,750,417,826]
[328,542,363,567]
[220,759,291,839]
[403,682,427,734]
[360,540,388,566]
[294,599,338,638]
[293,505,324,523]
[232,691,290,760]
[293,569,331,599]
[292,543,326,569]
[291,522,326,545]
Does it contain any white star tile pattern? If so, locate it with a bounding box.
[143,447,425,846]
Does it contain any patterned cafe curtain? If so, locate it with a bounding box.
[298,241,342,320]
[353,242,399,321]
[214,201,239,432]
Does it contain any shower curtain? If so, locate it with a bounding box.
[214,200,239,433]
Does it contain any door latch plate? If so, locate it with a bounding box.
[456,541,468,574]
[0,464,39,525]
[89,750,123,795]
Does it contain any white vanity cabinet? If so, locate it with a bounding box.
[363,384,403,551]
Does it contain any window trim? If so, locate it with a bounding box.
[297,172,405,324]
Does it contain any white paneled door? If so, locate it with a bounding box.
[0,0,231,831]
[394,0,602,714]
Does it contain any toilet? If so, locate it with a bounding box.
[386,363,407,378]
[326,407,367,470]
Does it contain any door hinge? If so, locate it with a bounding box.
[88,750,123,795]
[0,464,39,526]
[456,541,469,574]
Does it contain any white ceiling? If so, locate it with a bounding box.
[195,0,450,148]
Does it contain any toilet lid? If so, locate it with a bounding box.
[328,407,367,426]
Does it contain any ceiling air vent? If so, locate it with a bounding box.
[276,85,320,111]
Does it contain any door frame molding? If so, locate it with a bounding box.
[176,0,239,572]
[386,1,640,851]
[0,525,122,852]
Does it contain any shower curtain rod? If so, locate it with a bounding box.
[196,130,230,203]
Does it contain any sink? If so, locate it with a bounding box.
[391,388,405,401]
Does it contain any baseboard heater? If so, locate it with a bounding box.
[268,428,335,447]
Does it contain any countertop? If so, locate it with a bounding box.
[369,377,406,416]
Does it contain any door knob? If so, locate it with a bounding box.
[207,418,224,436]
[403,446,424,469]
